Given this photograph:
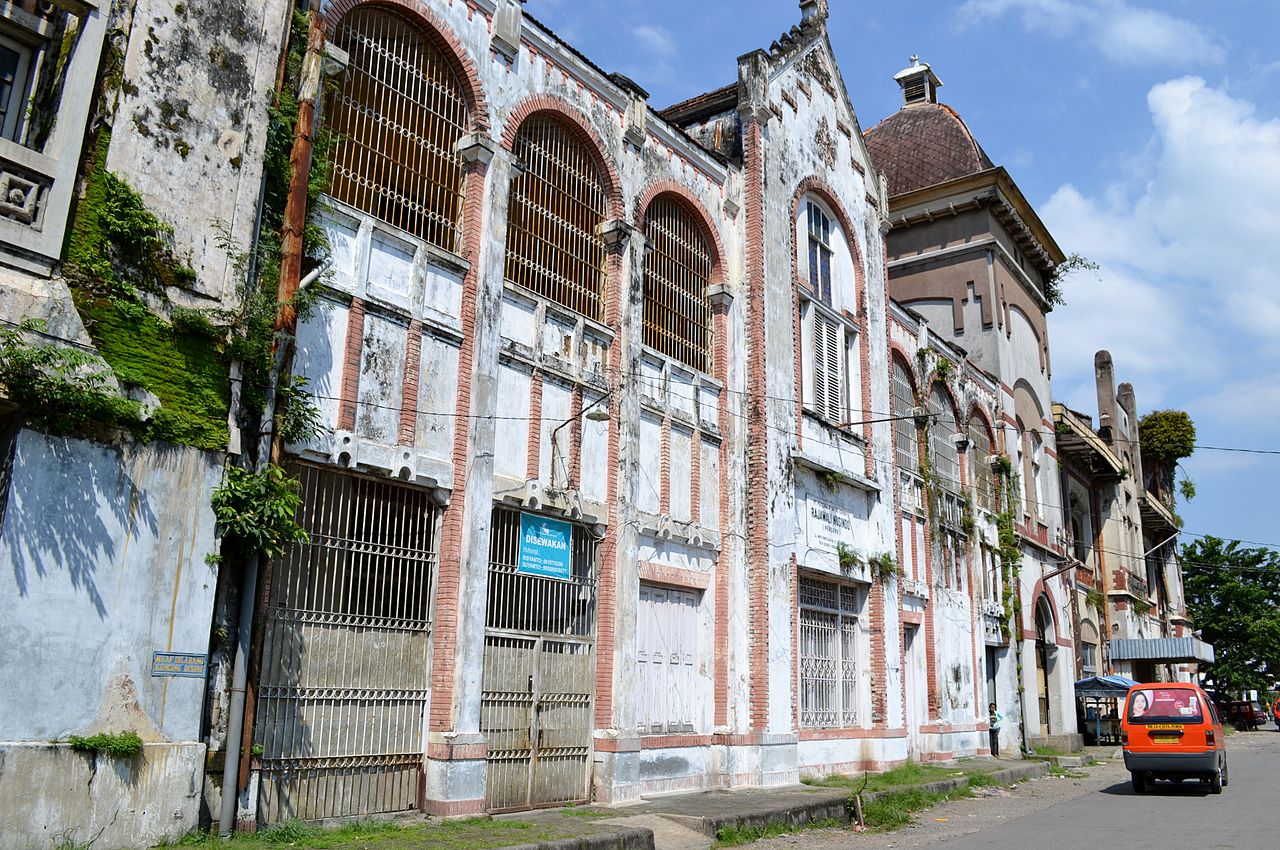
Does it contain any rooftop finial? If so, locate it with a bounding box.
[799,0,829,23]
[893,56,942,107]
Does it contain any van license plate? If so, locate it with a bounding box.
[1151,734,1180,744]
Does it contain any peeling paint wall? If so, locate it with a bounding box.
[0,429,221,848]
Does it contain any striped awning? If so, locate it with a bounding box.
[1109,637,1215,664]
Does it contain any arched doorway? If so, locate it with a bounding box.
[1035,599,1055,731]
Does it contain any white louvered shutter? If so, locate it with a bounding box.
[812,314,843,423]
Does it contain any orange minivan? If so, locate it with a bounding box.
[1121,682,1227,794]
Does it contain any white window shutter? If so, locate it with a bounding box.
[812,314,843,422]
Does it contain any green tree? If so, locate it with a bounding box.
[1181,537,1280,694]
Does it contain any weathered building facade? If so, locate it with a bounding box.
[0,2,291,848]
[865,58,1082,753]
[0,1,1211,845]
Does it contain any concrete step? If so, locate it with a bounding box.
[601,814,711,850]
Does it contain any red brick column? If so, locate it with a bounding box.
[429,157,488,733]
[337,297,365,432]
[743,114,770,732]
[398,319,423,445]
[527,369,543,481]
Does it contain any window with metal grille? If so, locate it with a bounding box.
[892,358,918,474]
[636,583,702,733]
[799,576,861,727]
[643,195,712,372]
[326,7,469,252]
[810,309,845,423]
[928,383,960,492]
[505,115,608,321]
[807,202,833,304]
[968,414,995,511]
[487,507,598,637]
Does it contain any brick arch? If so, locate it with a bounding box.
[967,403,997,444]
[1028,580,1062,641]
[633,180,726,285]
[927,379,962,426]
[501,94,624,219]
[322,0,490,131]
[790,175,867,307]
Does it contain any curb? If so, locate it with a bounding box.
[502,826,655,850]
[688,761,1050,838]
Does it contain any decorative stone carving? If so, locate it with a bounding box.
[814,116,837,169]
[0,170,43,225]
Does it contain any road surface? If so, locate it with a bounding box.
[753,725,1280,849]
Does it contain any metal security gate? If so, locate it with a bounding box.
[481,508,597,812]
[254,465,438,822]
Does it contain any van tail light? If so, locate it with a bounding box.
[1121,729,1129,746]
[1206,729,1216,746]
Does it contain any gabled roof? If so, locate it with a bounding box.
[864,102,994,197]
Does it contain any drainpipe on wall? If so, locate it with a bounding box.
[218,3,328,838]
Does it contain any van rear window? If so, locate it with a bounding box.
[1128,688,1203,723]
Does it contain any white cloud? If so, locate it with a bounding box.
[959,0,1225,66]
[1045,77,1280,526]
[633,24,676,58]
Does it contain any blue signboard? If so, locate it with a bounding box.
[518,513,573,581]
[151,652,208,679]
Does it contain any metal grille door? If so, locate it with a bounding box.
[254,465,438,821]
[481,508,597,811]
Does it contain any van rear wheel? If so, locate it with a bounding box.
[1208,764,1223,794]
[1221,756,1229,787]
[1131,771,1147,794]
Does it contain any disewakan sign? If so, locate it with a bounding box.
[517,513,573,581]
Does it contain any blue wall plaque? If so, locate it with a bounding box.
[517,513,573,581]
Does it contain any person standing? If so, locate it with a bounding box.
[989,702,1004,758]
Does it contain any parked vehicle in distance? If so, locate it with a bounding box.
[1215,699,1268,731]
[1122,683,1227,794]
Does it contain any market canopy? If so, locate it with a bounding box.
[1109,636,1215,664]
[1075,674,1141,698]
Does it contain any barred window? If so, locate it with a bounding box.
[327,7,468,251]
[799,577,862,728]
[928,383,960,492]
[892,358,918,474]
[643,195,712,371]
[505,115,608,320]
[968,413,995,511]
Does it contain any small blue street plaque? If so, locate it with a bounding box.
[151,652,208,679]
[517,513,573,581]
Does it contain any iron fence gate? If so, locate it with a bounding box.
[254,465,438,822]
[480,508,598,811]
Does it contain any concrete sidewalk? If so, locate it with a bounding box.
[500,759,1050,850]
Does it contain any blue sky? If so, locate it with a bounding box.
[529,0,1280,552]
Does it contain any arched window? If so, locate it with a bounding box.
[968,411,995,511]
[327,6,469,251]
[505,115,608,320]
[643,195,712,371]
[928,384,960,492]
[1029,431,1044,518]
[892,358,917,474]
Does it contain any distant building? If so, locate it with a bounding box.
[865,57,1080,753]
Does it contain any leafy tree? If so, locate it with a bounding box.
[1181,537,1280,695]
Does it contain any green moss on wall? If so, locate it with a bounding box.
[62,129,229,451]
[72,294,229,451]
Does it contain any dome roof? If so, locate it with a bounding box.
[864,102,994,197]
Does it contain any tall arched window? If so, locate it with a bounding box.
[327,7,469,251]
[928,384,960,492]
[968,412,995,511]
[892,358,918,474]
[643,195,712,371]
[505,115,608,320]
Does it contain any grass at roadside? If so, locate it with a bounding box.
[861,784,975,830]
[155,817,576,850]
[714,818,843,848]
[802,759,995,793]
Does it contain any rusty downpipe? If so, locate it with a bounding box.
[219,5,327,838]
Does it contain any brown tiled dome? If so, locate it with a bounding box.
[864,103,994,197]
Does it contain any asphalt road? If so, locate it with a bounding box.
[751,725,1280,850]
[922,727,1279,849]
